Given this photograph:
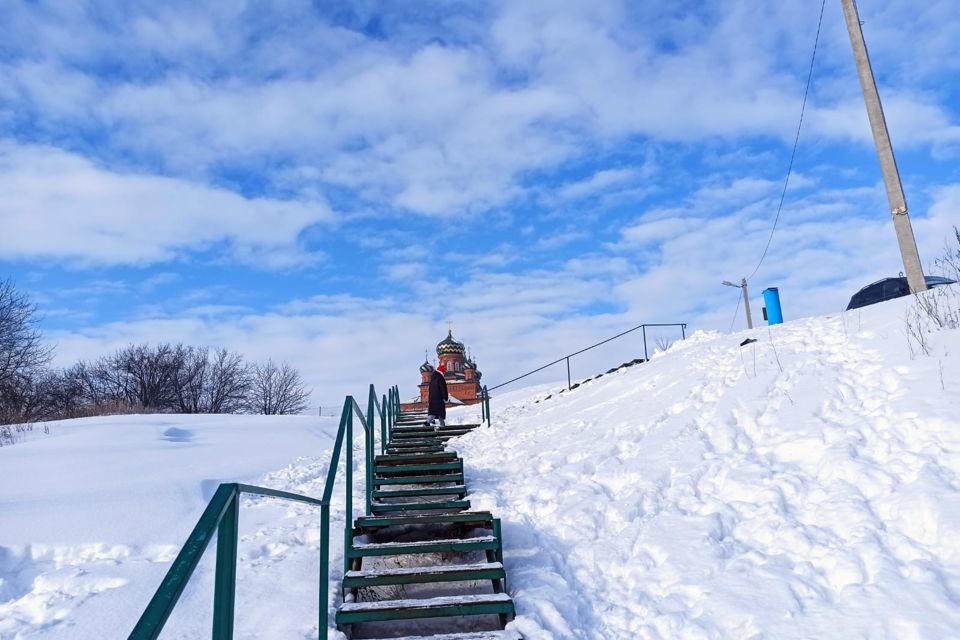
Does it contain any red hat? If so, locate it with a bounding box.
[437,363,447,373]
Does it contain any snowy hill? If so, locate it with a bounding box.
[2,291,959,639]
[453,292,960,639]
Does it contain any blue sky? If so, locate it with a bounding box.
[2,0,959,404]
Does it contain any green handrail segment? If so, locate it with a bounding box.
[366,384,375,515]
[130,483,238,640]
[344,397,354,578]
[319,502,331,634]
[130,378,403,640]
[381,393,387,454]
[212,494,239,639]
[482,386,491,427]
[236,484,324,506]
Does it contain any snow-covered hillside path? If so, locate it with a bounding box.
[453,303,960,639]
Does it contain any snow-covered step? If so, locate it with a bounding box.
[370,498,470,513]
[387,440,445,449]
[336,593,514,624]
[373,484,467,499]
[375,461,463,475]
[373,473,464,486]
[354,510,493,530]
[343,561,504,588]
[386,447,446,456]
[385,633,521,640]
[351,535,498,557]
[375,451,459,465]
[393,427,472,435]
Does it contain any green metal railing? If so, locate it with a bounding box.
[129,383,402,640]
[480,385,491,427]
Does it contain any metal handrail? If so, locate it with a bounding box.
[129,382,402,640]
[130,483,324,639]
[350,400,366,425]
[480,385,491,427]
[489,321,687,392]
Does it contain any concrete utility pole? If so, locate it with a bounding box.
[741,278,753,329]
[840,0,926,293]
[723,278,754,330]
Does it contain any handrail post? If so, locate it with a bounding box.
[682,323,686,340]
[642,325,648,360]
[212,487,239,640]
[566,357,572,390]
[386,390,392,440]
[366,385,375,516]
[344,398,353,575]
[392,387,398,440]
[320,502,330,638]
[388,388,394,441]
[483,385,491,427]
[381,393,387,454]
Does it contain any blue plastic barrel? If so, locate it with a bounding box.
[762,287,783,325]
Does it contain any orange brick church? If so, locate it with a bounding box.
[400,330,483,412]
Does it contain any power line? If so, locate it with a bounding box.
[747,0,827,283]
[728,292,743,334]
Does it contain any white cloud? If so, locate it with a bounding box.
[0,143,332,266]
[4,0,957,219]
[384,262,427,282]
[556,168,643,201]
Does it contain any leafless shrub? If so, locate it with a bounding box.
[247,359,310,415]
[654,336,674,353]
[0,422,40,447]
[905,227,960,357]
[933,226,960,282]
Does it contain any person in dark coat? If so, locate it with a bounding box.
[427,363,449,427]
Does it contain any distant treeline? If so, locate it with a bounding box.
[0,279,310,428]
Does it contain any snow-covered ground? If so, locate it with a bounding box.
[2,290,959,639]
[0,415,342,638]
[452,291,960,639]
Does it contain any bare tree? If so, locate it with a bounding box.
[41,368,85,419]
[64,359,133,414]
[248,359,310,415]
[173,346,250,413]
[172,345,209,413]
[206,348,251,413]
[0,279,52,391]
[118,343,182,410]
[0,280,54,425]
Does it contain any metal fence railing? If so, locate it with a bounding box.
[489,322,687,393]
